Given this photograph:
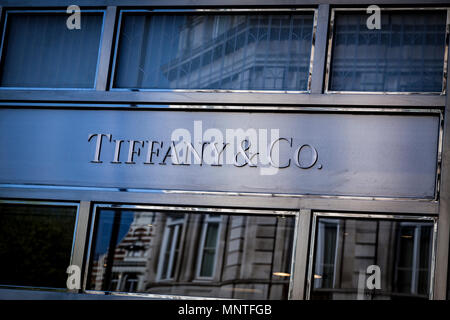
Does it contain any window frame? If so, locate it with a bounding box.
[0,199,81,291]
[83,203,300,300]
[0,9,107,91]
[324,7,450,95]
[313,218,340,289]
[306,212,438,300]
[394,221,434,295]
[109,8,318,94]
[156,213,186,281]
[195,214,223,279]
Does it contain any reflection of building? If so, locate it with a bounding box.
[159,15,313,90]
[312,219,433,300]
[90,211,294,299]
[90,212,155,292]
[329,12,446,92]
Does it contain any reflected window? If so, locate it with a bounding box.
[328,10,447,92]
[87,208,296,299]
[394,223,433,295]
[313,219,339,289]
[197,214,222,278]
[0,11,104,88]
[113,11,314,91]
[310,216,435,300]
[0,203,77,288]
[157,213,185,281]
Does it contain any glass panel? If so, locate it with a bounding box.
[329,11,447,92]
[87,209,296,299]
[311,217,434,300]
[113,12,314,91]
[199,221,220,277]
[0,204,77,288]
[0,11,103,88]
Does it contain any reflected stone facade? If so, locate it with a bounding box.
[89,211,295,299]
[312,218,433,300]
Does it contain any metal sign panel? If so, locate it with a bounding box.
[0,108,440,199]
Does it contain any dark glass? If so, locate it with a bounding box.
[0,11,103,88]
[0,204,77,288]
[87,209,296,299]
[311,217,434,300]
[113,12,314,91]
[199,222,220,277]
[329,11,447,92]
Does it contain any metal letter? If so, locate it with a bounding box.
[111,139,124,164]
[88,133,111,163]
[234,139,257,167]
[210,143,229,166]
[269,138,292,169]
[185,142,204,166]
[160,143,172,165]
[145,141,162,165]
[294,144,318,169]
[170,141,182,165]
[126,140,144,164]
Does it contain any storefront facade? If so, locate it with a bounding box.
[0,0,449,300]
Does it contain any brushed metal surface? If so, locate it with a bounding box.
[0,108,440,199]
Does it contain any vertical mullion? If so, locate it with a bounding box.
[101,209,122,291]
[289,209,312,300]
[310,4,330,94]
[411,226,420,294]
[433,9,450,300]
[95,6,117,91]
[70,201,91,293]
[168,224,180,279]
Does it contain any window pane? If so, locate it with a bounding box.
[329,11,446,92]
[204,222,219,248]
[0,11,103,88]
[199,222,220,277]
[113,12,314,91]
[200,249,216,278]
[87,209,296,299]
[311,217,434,300]
[0,204,77,288]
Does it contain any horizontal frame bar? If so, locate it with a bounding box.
[310,211,438,220]
[0,1,449,7]
[0,186,440,214]
[93,202,298,216]
[0,91,445,107]
[0,182,441,202]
